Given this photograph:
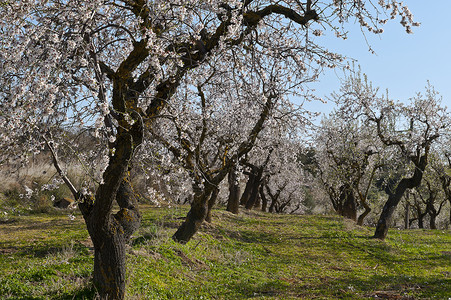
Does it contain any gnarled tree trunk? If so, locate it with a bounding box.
[84,181,141,300]
[245,176,262,209]
[404,201,410,229]
[240,174,255,205]
[78,133,141,299]
[373,155,428,240]
[172,184,212,243]
[357,201,371,226]
[205,187,219,223]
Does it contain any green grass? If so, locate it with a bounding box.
[0,205,450,299]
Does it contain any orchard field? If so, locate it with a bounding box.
[1,1,451,299]
[0,205,450,299]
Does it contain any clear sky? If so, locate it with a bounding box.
[301,1,451,119]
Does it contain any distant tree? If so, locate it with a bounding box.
[428,147,451,228]
[335,71,449,239]
[312,112,384,225]
[409,176,446,229]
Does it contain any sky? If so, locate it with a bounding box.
[300,1,451,119]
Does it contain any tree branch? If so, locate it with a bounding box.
[42,135,78,200]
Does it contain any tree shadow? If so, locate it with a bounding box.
[52,284,97,300]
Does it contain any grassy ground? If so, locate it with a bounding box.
[0,205,450,299]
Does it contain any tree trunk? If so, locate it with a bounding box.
[340,185,357,222]
[449,200,451,228]
[240,174,255,205]
[356,192,371,226]
[374,187,413,239]
[73,123,141,299]
[245,168,264,210]
[268,198,276,213]
[357,203,371,226]
[259,183,267,212]
[226,167,240,214]
[373,155,427,240]
[429,214,437,229]
[245,179,260,209]
[205,187,219,223]
[91,223,127,300]
[80,178,141,300]
[172,185,211,244]
[404,201,410,229]
[254,193,261,209]
[418,211,425,229]
[426,200,440,230]
[266,184,279,213]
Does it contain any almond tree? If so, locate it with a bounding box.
[263,144,307,214]
[151,44,313,242]
[238,127,307,214]
[151,70,284,243]
[412,178,446,229]
[313,111,384,224]
[335,71,449,239]
[0,1,419,298]
[426,145,451,228]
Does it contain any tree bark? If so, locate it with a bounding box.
[172,184,212,243]
[373,155,428,240]
[404,201,410,229]
[205,187,219,223]
[226,167,240,214]
[259,183,268,212]
[429,214,437,229]
[375,184,414,238]
[441,177,451,227]
[266,184,280,213]
[253,193,261,209]
[268,197,276,213]
[79,177,141,300]
[245,178,261,209]
[449,200,451,228]
[240,174,255,205]
[90,222,126,300]
[417,208,425,229]
[340,185,357,222]
[357,203,371,226]
[245,166,265,210]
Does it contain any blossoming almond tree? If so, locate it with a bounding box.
[313,110,386,225]
[149,42,315,242]
[0,1,419,298]
[334,71,450,239]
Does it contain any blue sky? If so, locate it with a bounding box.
[301,1,451,118]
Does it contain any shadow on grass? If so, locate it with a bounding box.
[2,219,84,232]
[224,273,450,299]
[53,285,97,300]
[0,239,91,259]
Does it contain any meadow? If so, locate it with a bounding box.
[0,205,450,299]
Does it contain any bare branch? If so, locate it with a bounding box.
[42,134,79,200]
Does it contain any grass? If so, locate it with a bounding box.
[0,205,450,299]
